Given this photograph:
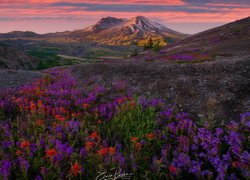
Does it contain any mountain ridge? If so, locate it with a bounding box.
[0,16,186,46]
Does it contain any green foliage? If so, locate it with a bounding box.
[143,38,162,52]
[130,48,139,57]
[152,41,161,52]
[102,104,157,144]
[143,37,154,50]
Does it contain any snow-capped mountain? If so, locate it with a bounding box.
[84,16,186,45]
[0,16,187,46]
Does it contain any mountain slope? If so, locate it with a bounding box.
[84,16,186,45]
[0,44,38,69]
[152,16,250,61]
[0,31,40,39]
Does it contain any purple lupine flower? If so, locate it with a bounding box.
[52,153,64,165]
[34,175,42,180]
[169,54,195,61]
[115,152,126,167]
[1,140,13,149]
[226,131,242,156]
[93,85,106,96]
[40,167,48,176]
[16,157,29,173]
[189,161,202,176]
[178,135,190,153]
[160,108,173,119]
[0,160,12,180]
[173,153,191,169]
[240,151,250,164]
[227,121,239,131]
[215,128,224,137]
[67,120,80,133]
[80,147,87,159]
[240,112,250,124]
[227,173,238,180]
[112,81,127,92]
[151,156,159,172]
[201,170,214,179]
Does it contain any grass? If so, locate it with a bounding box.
[103,103,157,144]
[29,49,90,70]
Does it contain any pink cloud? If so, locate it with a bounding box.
[0,0,249,33]
[0,0,185,5]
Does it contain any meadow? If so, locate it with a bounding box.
[0,69,249,179]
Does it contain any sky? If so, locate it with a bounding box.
[0,0,249,34]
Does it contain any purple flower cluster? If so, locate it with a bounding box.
[0,69,249,179]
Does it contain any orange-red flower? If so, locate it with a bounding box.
[130,137,138,143]
[83,103,90,109]
[85,141,95,151]
[97,147,116,156]
[16,150,23,156]
[168,165,177,174]
[20,140,30,149]
[117,99,124,104]
[36,119,45,127]
[130,101,136,107]
[232,161,241,168]
[97,120,102,124]
[55,114,65,122]
[55,114,61,120]
[89,131,101,142]
[59,107,67,113]
[30,101,36,113]
[146,133,155,140]
[97,147,109,156]
[70,162,82,176]
[37,100,43,107]
[109,147,116,156]
[46,148,57,158]
[135,142,142,150]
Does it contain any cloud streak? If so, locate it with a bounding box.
[0,0,249,34]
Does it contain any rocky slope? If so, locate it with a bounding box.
[71,55,250,124]
[150,16,250,61]
[0,44,38,69]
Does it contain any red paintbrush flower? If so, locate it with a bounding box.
[45,148,57,158]
[109,147,116,156]
[168,165,177,174]
[97,147,109,156]
[70,162,82,176]
[135,142,142,150]
[20,140,30,149]
[130,137,138,143]
[85,141,95,151]
[83,103,89,109]
[146,133,155,140]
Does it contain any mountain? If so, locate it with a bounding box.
[0,31,40,39]
[150,16,250,61]
[82,16,186,46]
[0,16,186,46]
[0,44,38,69]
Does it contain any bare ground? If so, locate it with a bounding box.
[0,69,42,89]
[70,55,250,124]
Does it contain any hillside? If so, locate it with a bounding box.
[149,16,250,61]
[0,31,40,39]
[0,44,38,69]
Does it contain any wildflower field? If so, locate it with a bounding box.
[0,69,249,179]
